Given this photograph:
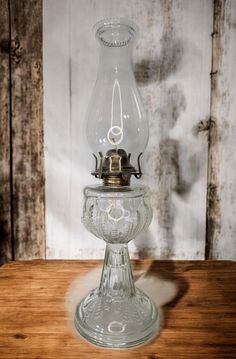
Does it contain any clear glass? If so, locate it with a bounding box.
[74,185,160,348]
[86,18,148,162]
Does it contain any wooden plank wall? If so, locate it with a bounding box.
[0,0,45,263]
[44,0,211,260]
[43,0,236,260]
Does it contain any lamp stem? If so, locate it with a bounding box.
[99,243,136,297]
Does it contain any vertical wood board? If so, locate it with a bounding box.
[207,0,236,259]
[0,1,12,263]
[44,0,212,259]
[133,0,212,259]
[10,0,45,260]
[43,0,75,259]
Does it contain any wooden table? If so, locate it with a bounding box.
[0,260,235,358]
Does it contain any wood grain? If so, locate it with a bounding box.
[10,0,45,259]
[207,0,236,259]
[0,260,235,358]
[0,0,12,263]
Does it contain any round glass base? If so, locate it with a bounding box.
[74,286,160,348]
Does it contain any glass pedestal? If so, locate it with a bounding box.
[74,185,160,348]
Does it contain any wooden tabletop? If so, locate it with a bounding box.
[0,260,235,358]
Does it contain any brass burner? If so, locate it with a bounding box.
[92,149,142,186]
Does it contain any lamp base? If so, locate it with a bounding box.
[74,286,160,348]
[75,186,158,348]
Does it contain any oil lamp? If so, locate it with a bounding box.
[74,18,160,348]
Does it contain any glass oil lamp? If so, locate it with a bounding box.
[74,18,160,348]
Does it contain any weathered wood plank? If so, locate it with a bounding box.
[10,0,45,259]
[207,0,236,259]
[44,0,212,259]
[0,260,235,358]
[0,1,12,263]
[43,0,74,259]
[133,0,212,259]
